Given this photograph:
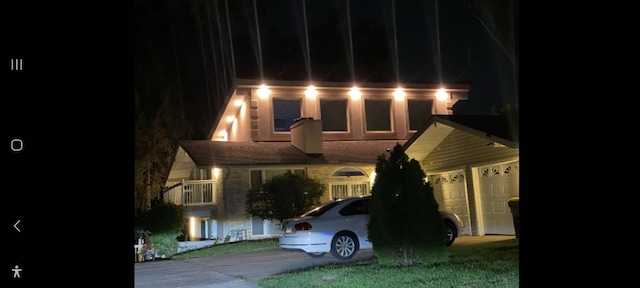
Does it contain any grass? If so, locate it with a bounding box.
[257,239,519,288]
[170,238,280,260]
[167,237,518,287]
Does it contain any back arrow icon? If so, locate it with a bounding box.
[14,220,20,232]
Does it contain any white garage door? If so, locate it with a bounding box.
[478,161,519,235]
[429,170,470,236]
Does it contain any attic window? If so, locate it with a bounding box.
[331,167,367,177]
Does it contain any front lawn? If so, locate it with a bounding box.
[258,239,519,288]
[168,237,518,287]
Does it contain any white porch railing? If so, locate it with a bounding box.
[163,180,216,206]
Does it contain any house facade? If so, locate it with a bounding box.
[163,79,518,241]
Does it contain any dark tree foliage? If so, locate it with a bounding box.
[135,198,186,236]
[368,143,448,266]
[245,172,326,223]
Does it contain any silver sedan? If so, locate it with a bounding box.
[279,195,463,260]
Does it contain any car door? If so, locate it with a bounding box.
[338,198,371,248]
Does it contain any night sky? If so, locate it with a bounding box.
[135,0,518,139]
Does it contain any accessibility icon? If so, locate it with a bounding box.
[13,264,22,278]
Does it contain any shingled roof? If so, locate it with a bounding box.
[178,140,402,167]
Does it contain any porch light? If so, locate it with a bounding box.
[257,84,270,99]
[305,85,318,98]
[349,86,361,99]
[393,87,405,100]
[190,217,196,239]
[436,88,448,101]
[213,167,220,179]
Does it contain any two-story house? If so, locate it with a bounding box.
[163,79,518,241]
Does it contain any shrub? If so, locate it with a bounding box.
[245,171,326,223]
[135,199,186,236]
[367,143,449,266]
[149,231,182,258]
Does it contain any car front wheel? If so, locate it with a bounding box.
[444,220,457,247]
[330,232,358,260]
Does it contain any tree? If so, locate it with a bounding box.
[245,172,326,223]
[135,0,194,215]
[367,143,448,266]
[134,91,190,215]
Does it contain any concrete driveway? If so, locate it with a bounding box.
[134,235,516,288]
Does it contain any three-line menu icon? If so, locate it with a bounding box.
[10,58,23,71]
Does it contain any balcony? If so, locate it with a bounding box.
[164,180,216,206]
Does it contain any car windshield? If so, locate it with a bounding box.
[301,201,341,217]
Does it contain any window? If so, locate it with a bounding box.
[265,169,290,180]
[272,98,301,132]
[250,168,307,187]
[331,167,367,177]
[339,198,370,216]
[364,99,391,131]
[250,170,262,188]
[331,182,370,200]
[193,168,212,180]
[320,99,348,131]
[407,99,433,130]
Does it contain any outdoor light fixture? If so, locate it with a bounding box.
[257,84,270,99]
[190,217,196,239]
[436,88,448,101]
[349,86,361,99]
[305,85,318,98]
[370,171,377,186]
[393,87,405,100]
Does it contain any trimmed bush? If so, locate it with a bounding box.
[149,231,182,258]
[367,143,449,266]
[246,171,325,223]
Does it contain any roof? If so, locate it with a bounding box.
[403,115,519,161]
[433,115,518,144]
[178,140,403,167]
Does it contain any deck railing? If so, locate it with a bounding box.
[163,180,216,206]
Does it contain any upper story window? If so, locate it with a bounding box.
[407,99,433,131]
[273,98,301,132]
[364,99,391,131]
[320,99,348,131]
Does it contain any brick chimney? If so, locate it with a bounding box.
[290,117,323,155]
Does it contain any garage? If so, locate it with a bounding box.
[429,170,471,236]
[477,161,519,235]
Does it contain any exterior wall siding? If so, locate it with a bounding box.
[420,130,518,173]
[247,86,448,142]
[228,100,252,142]
[209,164,377,239]
[218,168,252,219]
